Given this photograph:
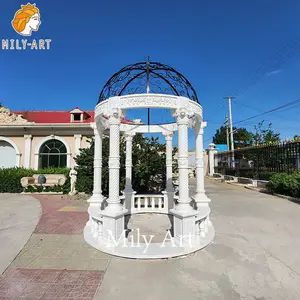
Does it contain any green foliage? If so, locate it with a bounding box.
[74,134,178,196]
[212,126,252,148]
[0,167,70,193]
[252,121,280,145]
[212,121,280,148]
[130,134,167,193]
[267,173,300,198]
[0,168,34,193]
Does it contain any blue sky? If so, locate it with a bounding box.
[0,0,299,149]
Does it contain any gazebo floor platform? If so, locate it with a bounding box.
[84,213,215,259]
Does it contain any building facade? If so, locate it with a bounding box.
[0,106,134,169]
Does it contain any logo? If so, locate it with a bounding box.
[2,3,51,51]
[11,3,41,36]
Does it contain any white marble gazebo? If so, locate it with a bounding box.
[84,61,214,258]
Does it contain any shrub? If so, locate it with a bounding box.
[75,134,178,196]
[267,173,300,198]
[0,167,70,194]
[0,168,34,193]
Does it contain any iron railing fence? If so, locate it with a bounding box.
[214,141,300,180]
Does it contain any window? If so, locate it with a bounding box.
[73,113,81,121]
[39,139,67,168]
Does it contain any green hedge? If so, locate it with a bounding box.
[267,173,300,198]
[0,167,70,193]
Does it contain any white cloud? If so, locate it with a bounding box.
[266,69,282,76]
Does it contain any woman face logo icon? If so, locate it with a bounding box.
[11,3,41,36]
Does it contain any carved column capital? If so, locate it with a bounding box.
[173,107,191,125]
[162,131,174,141]
[124,131,135,141]
[108,108,123,126]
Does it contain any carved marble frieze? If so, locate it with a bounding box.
[0,106,34,125]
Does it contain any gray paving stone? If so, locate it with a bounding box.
[94,179,300,300]
[0,194,41,274]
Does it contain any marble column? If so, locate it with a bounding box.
[124,132,135,192]
[24,135,32,169]
[193,122,210,208]
[106,110,123,213]
[162,131,174,212]
[175,108,192,212]
[163,131,174,192]
[88,124,104,205]
[123,131,135,212]
[74,134,82,165]
[208,143,217,176]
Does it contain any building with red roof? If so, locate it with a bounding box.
[0,106,137,169]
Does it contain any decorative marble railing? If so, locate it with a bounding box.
[89,215,103,239]
[195,207,211,238]
[131,194,167,213]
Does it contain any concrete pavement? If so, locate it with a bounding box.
[1,179,300,299]
[0,194,41,274]
[95,178,300,300]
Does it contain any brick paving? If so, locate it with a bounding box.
[0,195,110,300]
[0,268,103,299]
[34,196,88,234]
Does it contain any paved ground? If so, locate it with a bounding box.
[1,179,300,299]
[0,194,41,275]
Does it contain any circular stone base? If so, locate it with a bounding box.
[126,213,172,243]
[84,213,215,259]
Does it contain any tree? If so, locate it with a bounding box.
[212,126,227,144]
[212,126,252,148]
[293,135,300,141]
[74,133,177,195]
[251,121,280,145]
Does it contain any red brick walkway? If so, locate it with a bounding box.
[0,195,106,300]
[0,268,103,299]
[34,196,88,235]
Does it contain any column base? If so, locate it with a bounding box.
[162,190,175,212]
[170,209,198,246]
[95,208,128,246]
[122,190,136,212]
[87,193,105,207]
[174,198,195,213]
[104,201,126,214]
[192,193,211,209]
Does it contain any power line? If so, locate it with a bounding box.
[206,37,300,125]
[235,101,300,123]
[205,98,300,144]
[205,37,300,142]
[230,37,300,96]
[234,97,300,125]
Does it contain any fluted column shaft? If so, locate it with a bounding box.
[124,132,134,192]
[106,111,122,212]
[176,109,192,212]
[195,126,205,195]
[91,125,104,203]
[163,132,173,192]
[208,143,217,176]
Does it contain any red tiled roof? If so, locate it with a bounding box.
[12,109,136,124]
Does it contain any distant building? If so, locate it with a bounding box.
[215,144,228,152]
[0,106,135,169]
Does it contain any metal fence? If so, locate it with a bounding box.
[214,141,300,180]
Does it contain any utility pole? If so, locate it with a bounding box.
[224,116,229,151]
[224,97,236,168]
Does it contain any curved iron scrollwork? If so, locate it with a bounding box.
[98,61,199,103]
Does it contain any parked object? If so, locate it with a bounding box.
[21,174,66,188]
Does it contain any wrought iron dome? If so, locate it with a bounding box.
[98,61,199,104]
